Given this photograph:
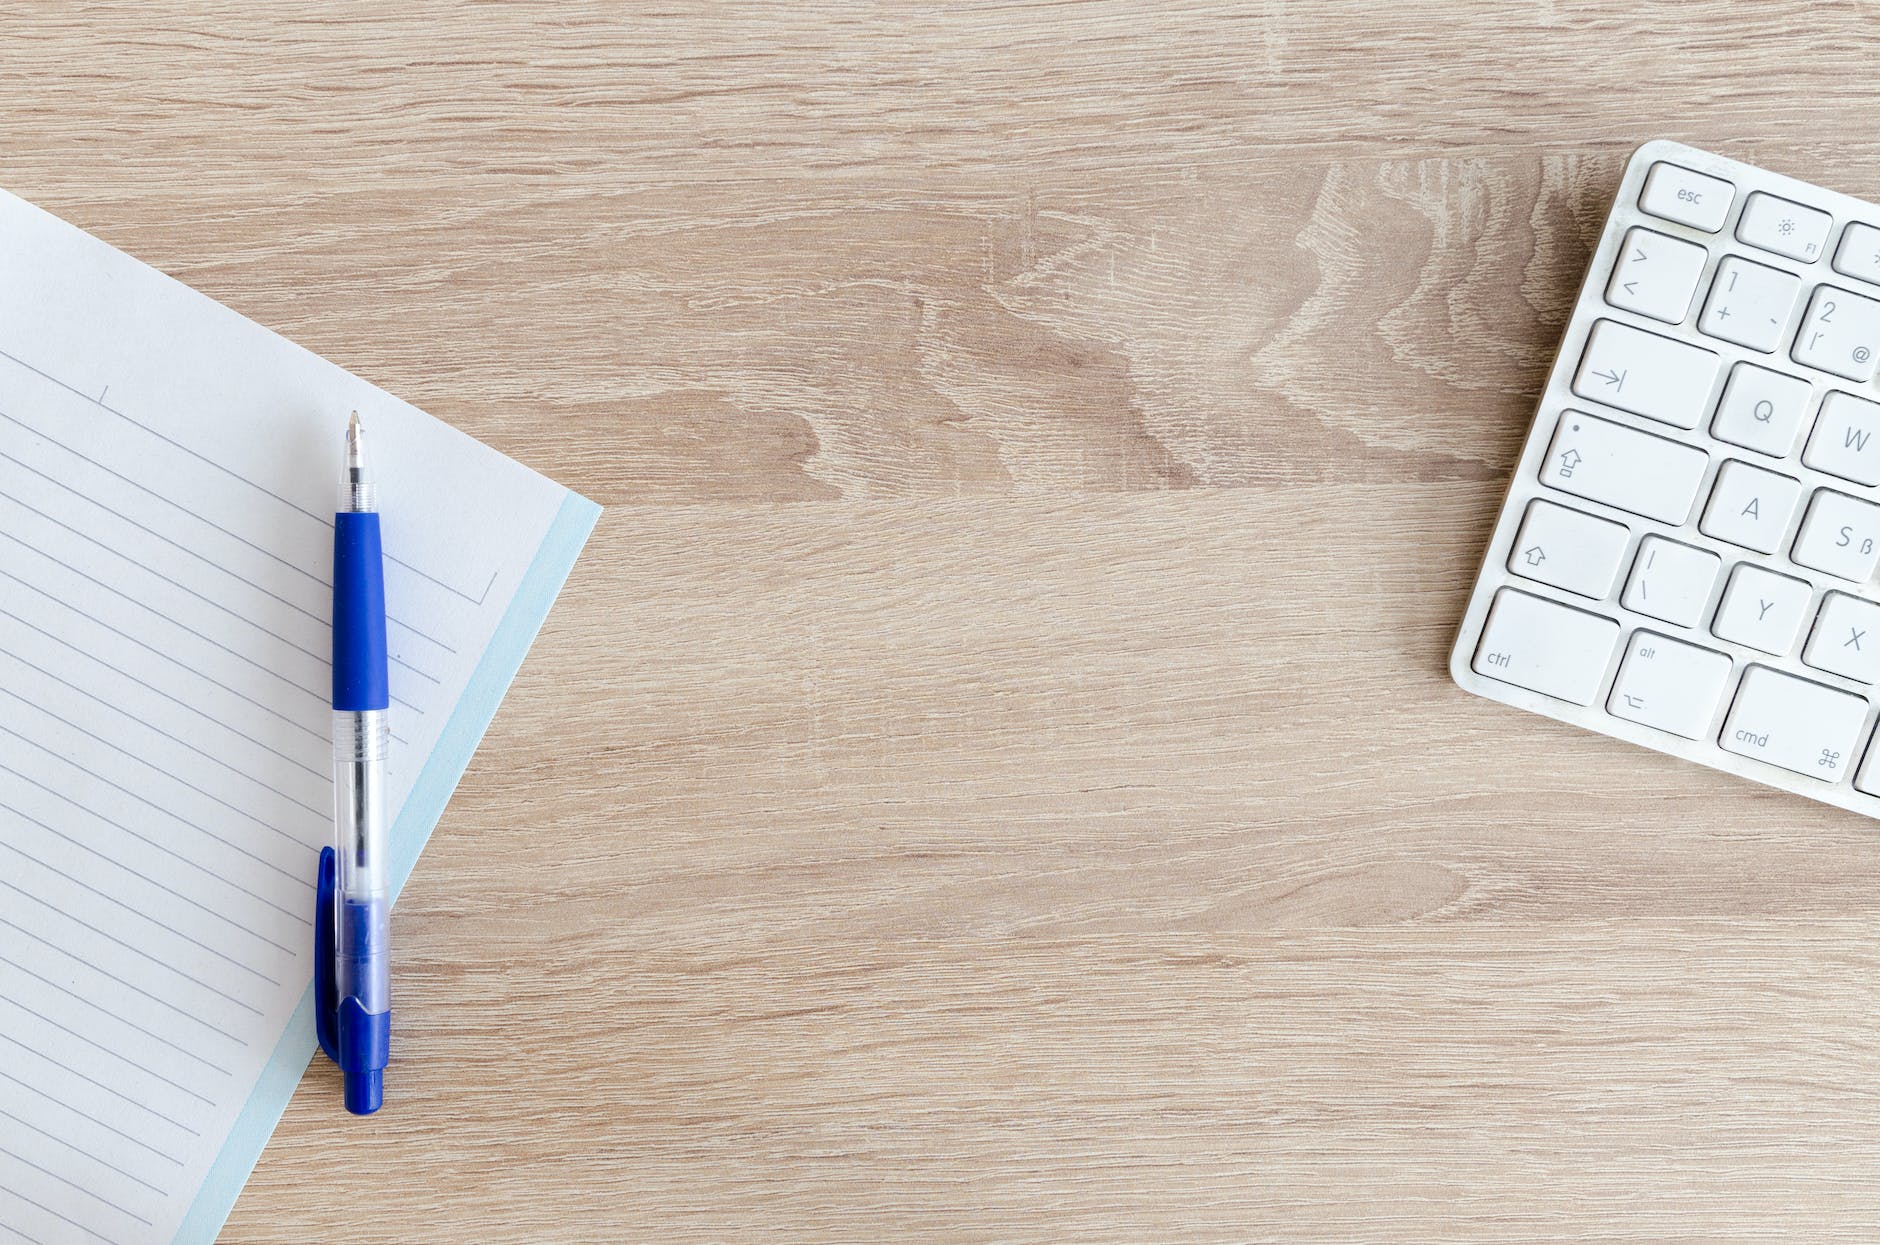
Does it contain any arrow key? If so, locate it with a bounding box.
[1608,629,1732,739]
[1507,498,1630,599]
[1606,226,1707,323]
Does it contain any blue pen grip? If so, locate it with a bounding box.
[332,511,389,711]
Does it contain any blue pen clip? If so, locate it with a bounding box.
[315,845,390,1113]
[314,846,340,1066]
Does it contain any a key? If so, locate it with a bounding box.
[1607,630,1732,739]
[1833,222,1880,287]
[1472,588,1620,705]
[1507,500,1629,599]
[1607,227,1708,323]
[1698,459,1801,554]
[1539,412,1709,524]
[1790,489,1880,582]
[1638,162,1733,233]
[1720,665,1868,780]
[1572,319,1720,429]
[1801,390,1880,486]
[1803,592,1880,685]
[1712,563,1813,655]
[1621,536,1720,628]
[1736,192,1832,263]
[1697,256,1802,353]
[1710,362,1812,457]
[1791,285,1880,383]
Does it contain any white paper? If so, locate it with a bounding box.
[0,190,576,1244]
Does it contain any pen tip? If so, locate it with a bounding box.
[345,412,366,473]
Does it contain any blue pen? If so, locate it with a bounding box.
[315,412,392,1114]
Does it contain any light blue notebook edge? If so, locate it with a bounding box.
[172,488,601,1245]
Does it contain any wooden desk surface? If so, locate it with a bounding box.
[14,4,1880,1240]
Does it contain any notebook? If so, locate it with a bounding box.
[0,189,599,1244]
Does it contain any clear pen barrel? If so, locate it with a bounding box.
[333,708,390,1013]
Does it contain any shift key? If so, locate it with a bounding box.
[1539,412,1709,525]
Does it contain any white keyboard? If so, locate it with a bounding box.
[1452,140,1880,816]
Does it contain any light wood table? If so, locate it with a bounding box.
[13,4,1880,1240]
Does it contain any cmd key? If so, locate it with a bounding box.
[1720,665,1870,781]
[1573,319,1721,428]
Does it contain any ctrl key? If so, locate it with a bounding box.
[1719,666,1870,781]
[1472,588,1620,706]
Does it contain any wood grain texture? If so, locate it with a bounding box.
[7,2,1880,1240]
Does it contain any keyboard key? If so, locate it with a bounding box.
[1608,630,1732,738]
[1804,592,1880,685]
[1572,319,1720,429]
[1736,192,1832,263]
[1801,390,1880,486]
[1539,412,1709,524]
[1712,563,1813,655]
[1710,362,1812,457]
[1606,227,1707,323]
[1507,500,1628,599]
[1832,221,1880,287]
[1472,588,1619,705]
[1638,162,1733,233]
[1790,489,1880,581]
[1720,665,1867,780]
[1697,256,1802,353]
[1791,285,1880,382]
[1621,536,1720,628]
[1854,728,1880,796]
[1698,460,1801,554]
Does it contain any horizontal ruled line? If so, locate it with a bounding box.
[0,524,327,708]
[0,406,460,653]
[0,1102,168,1197]
[0,952,231,1076]
[0,722,312,894]
[0,442,445,686]
[0,1142,152,1225]
[0,1174,125,1243]
[0,561,328,747]
[0,1029,199,1136]
[0,994,213,1108]
[0,1065,183,1167]
[0,784,297,952]
[0,876,264,1017]
[0,683,320,854]
[0,599,327,782]
[0,649,329,822]
[0,810,287,977]
[0,919,245,1047]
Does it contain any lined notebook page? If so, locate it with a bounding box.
[0,191,589,1243]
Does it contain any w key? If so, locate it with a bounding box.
[1573,319,1721,429]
